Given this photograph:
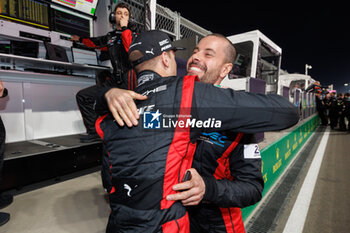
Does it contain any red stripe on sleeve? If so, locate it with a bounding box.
[82,38,97,48]
[95,114,108,140]
[121,29,133,52]
[82,38,108,51]
[214,133,244,180]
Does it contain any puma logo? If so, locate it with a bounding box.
[145,48,154,55]
[123,184,138,197]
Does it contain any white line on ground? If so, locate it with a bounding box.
[282,127,330,233]
[244,125,317,226]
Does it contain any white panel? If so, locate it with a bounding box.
[220,77,248,91]
[23,82,88,140]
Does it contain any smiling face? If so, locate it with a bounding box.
[186,35,235,85]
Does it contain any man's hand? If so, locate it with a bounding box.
[166,168,206,206]
[120,17,128,28]
[105,88,147,127]
[70,35,80,42]
[0,80,4,97]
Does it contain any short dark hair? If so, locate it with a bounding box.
[129,50,144,69]
[114,3,131,14]
[129,50,171,72]
[203,33,237,63]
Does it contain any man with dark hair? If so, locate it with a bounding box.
[71,3,134,73]
[72,3,139,142]
[95,30,299,232]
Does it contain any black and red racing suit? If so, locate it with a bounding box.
[76,27,137,136]
[189,132,263,233]
[95,71,299,233]
[79,27,136,88]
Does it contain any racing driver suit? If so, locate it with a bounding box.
[95,70,299,233]
[189,132,263,233]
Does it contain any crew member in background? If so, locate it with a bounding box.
[315,92,327,126]
[71,3,138,142]
[329,91,339,129]
[0,80,13,226]
[337,93,346,131]
[344,93,350,131]
[324,92,331,124]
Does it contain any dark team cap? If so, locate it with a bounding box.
[128,30,185,67]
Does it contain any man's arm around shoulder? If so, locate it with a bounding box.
[93,86,147,127]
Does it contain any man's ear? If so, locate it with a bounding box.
[220,63,233,79]
[161,52,170,68]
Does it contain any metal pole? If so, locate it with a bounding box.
[305,64,312,75]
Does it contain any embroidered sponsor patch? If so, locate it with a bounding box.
[142,85,167,96]
[138,73,154,86]
[200,132,227,147]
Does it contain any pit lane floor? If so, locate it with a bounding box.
[246,126,350,233]
[1,126,349,232]
[302,127,350,233]
[0,171,109,233]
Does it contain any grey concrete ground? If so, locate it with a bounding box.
[247,127,350,233]
[1,172,109,233]
[303,130,350,233]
